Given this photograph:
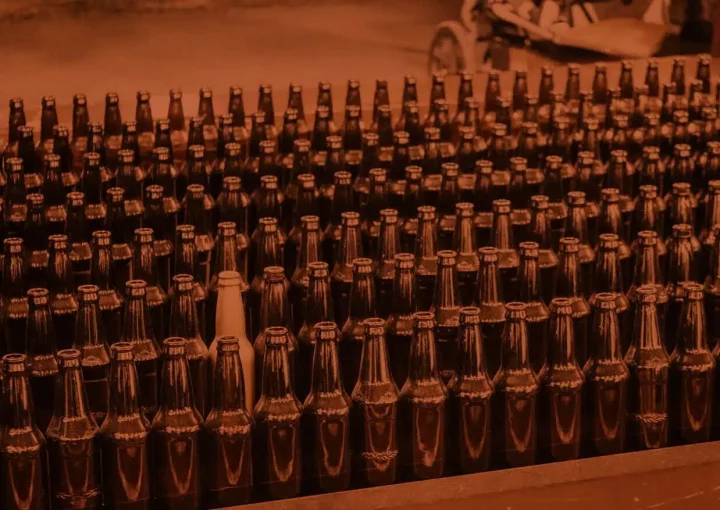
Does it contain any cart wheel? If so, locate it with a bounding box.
[428,25,468,75]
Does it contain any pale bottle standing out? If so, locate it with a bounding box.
[210,270,255,415]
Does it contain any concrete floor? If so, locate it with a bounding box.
[0,0,712,139]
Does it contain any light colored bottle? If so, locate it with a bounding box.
[210,270,254,413]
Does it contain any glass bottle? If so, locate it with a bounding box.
[47,234,79,352]
[398,312,447,481]
[517,242,550,373]
[584,293,629,456]
[120,280,160,422]
[350,318,399,487]
[669,282,715,445]
[99,343,151,510]
[431,250,461,385]
[538,298,584,462]
[46,349,101,510]
[133,228,169,342]
[204,337,254,507]
[555,238,591,367]
[151,338,203,509]
[169,274,210,418]
[253,326,302,501]
[625,285,670,450]
[446,307,492,474]
[0,353,48,510]
[301,322,351,494]
[2,238,29,354]
[72,285,111,426]
[66,191,92,286]
[492,303,539,468]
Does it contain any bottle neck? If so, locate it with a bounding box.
[214,236,239,274]
[261,344,294,399]
[453,215,475,255]
[408,328,441,382]
[337,225,362,266]
[358,334,393,384]
[593,308,623,360]
[477,262,502,304]
[212,348,246,412]
[260,280,291,330]
[310,338,344,395]
[27,307,56,356]
[122,296,154,343]
[391,268,415,315]
[634,246,662,286]
[667,237,695,285]
[304,277,333,325]
[492,213,514,249]
[458,323,487,378]
[556,252,582,298]
[54,367,92,420]
[595,250,622,293]
[548,314,576,365]
[134,243,160,285]
[349,274,377,320]
[518,257,541,302]
[633,302,664,350]
[679,299,708,351]
[298,228,322,269]
[108,359,142,418]
[170,290,202,340]
[433,265,459,309]
[501,319,531,370]
[161,357,196,411]
[5,372,36,429]
[75,301,104,348]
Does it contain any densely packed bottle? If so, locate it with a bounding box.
[3,58,720,506]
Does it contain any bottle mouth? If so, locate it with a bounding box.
[217,271,242,286]
[3,353,27,373]
[265,327,289,346]
[217,337,240,352]
[111,342,135,361]
[57,349,82,367]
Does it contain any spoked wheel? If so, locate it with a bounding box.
[428,25,469,75]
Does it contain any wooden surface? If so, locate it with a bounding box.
[230,441,720,510]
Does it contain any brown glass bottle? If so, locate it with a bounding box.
[599,188,633,292]
[116,149,146,233]
[85,235,119,337]
[286,173,319,278]
[70,94,90,173]
[700,180,720,279]
[72,285,110,427]
[3,97,26,161]
[331,211,363,327]
[474,247,506,378]
[492,302,539,468]
[25,193,49,290]
[47,235,78,352]
[183,184,215,289]
[66,191,92,286]
[25,288,59,434]
[491,199,520,302]
[400,166,423,252]
[253,326,302,501]
[350,318,399,487]
[0,354,48,510]
[592,234,632,354]
[374,209,400,318]
[298,261,335,354]
[144,184,175,294]
[17,127,42,192]
[2,238,29,354]
[517,242,550,373]
[207,222,246,333]
[203,337,253,507]
[169,274,210,418]
[397,312,447,481]
[665,224,698,353]
[430,251,460,385]
[555,238,591,367]
[4,157,27,237]
[46,350,101,510]
[538,298,584,462]
[446,307,492,474]
[625,286,670,450]
[99,343,151,510]
[384,253,415,390]
[252,266,297,401]
[289,215,323,337]
[82,152,108,234]
[705,227,720,349]
[301,322,351,494]
[42,153,69,236]
[528,195,560,305]
[107,188,134,296]
[584,293,629,456]
[340,258,377,394]
[669,282,715,445]
[414,205,439,312]
[628,231,669,346]
[133,228,169,341]
[247,218,284,338]
[450,203,477,307]
[632,184,668,271]
[152,338,203,509]
[119,281,159,422]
